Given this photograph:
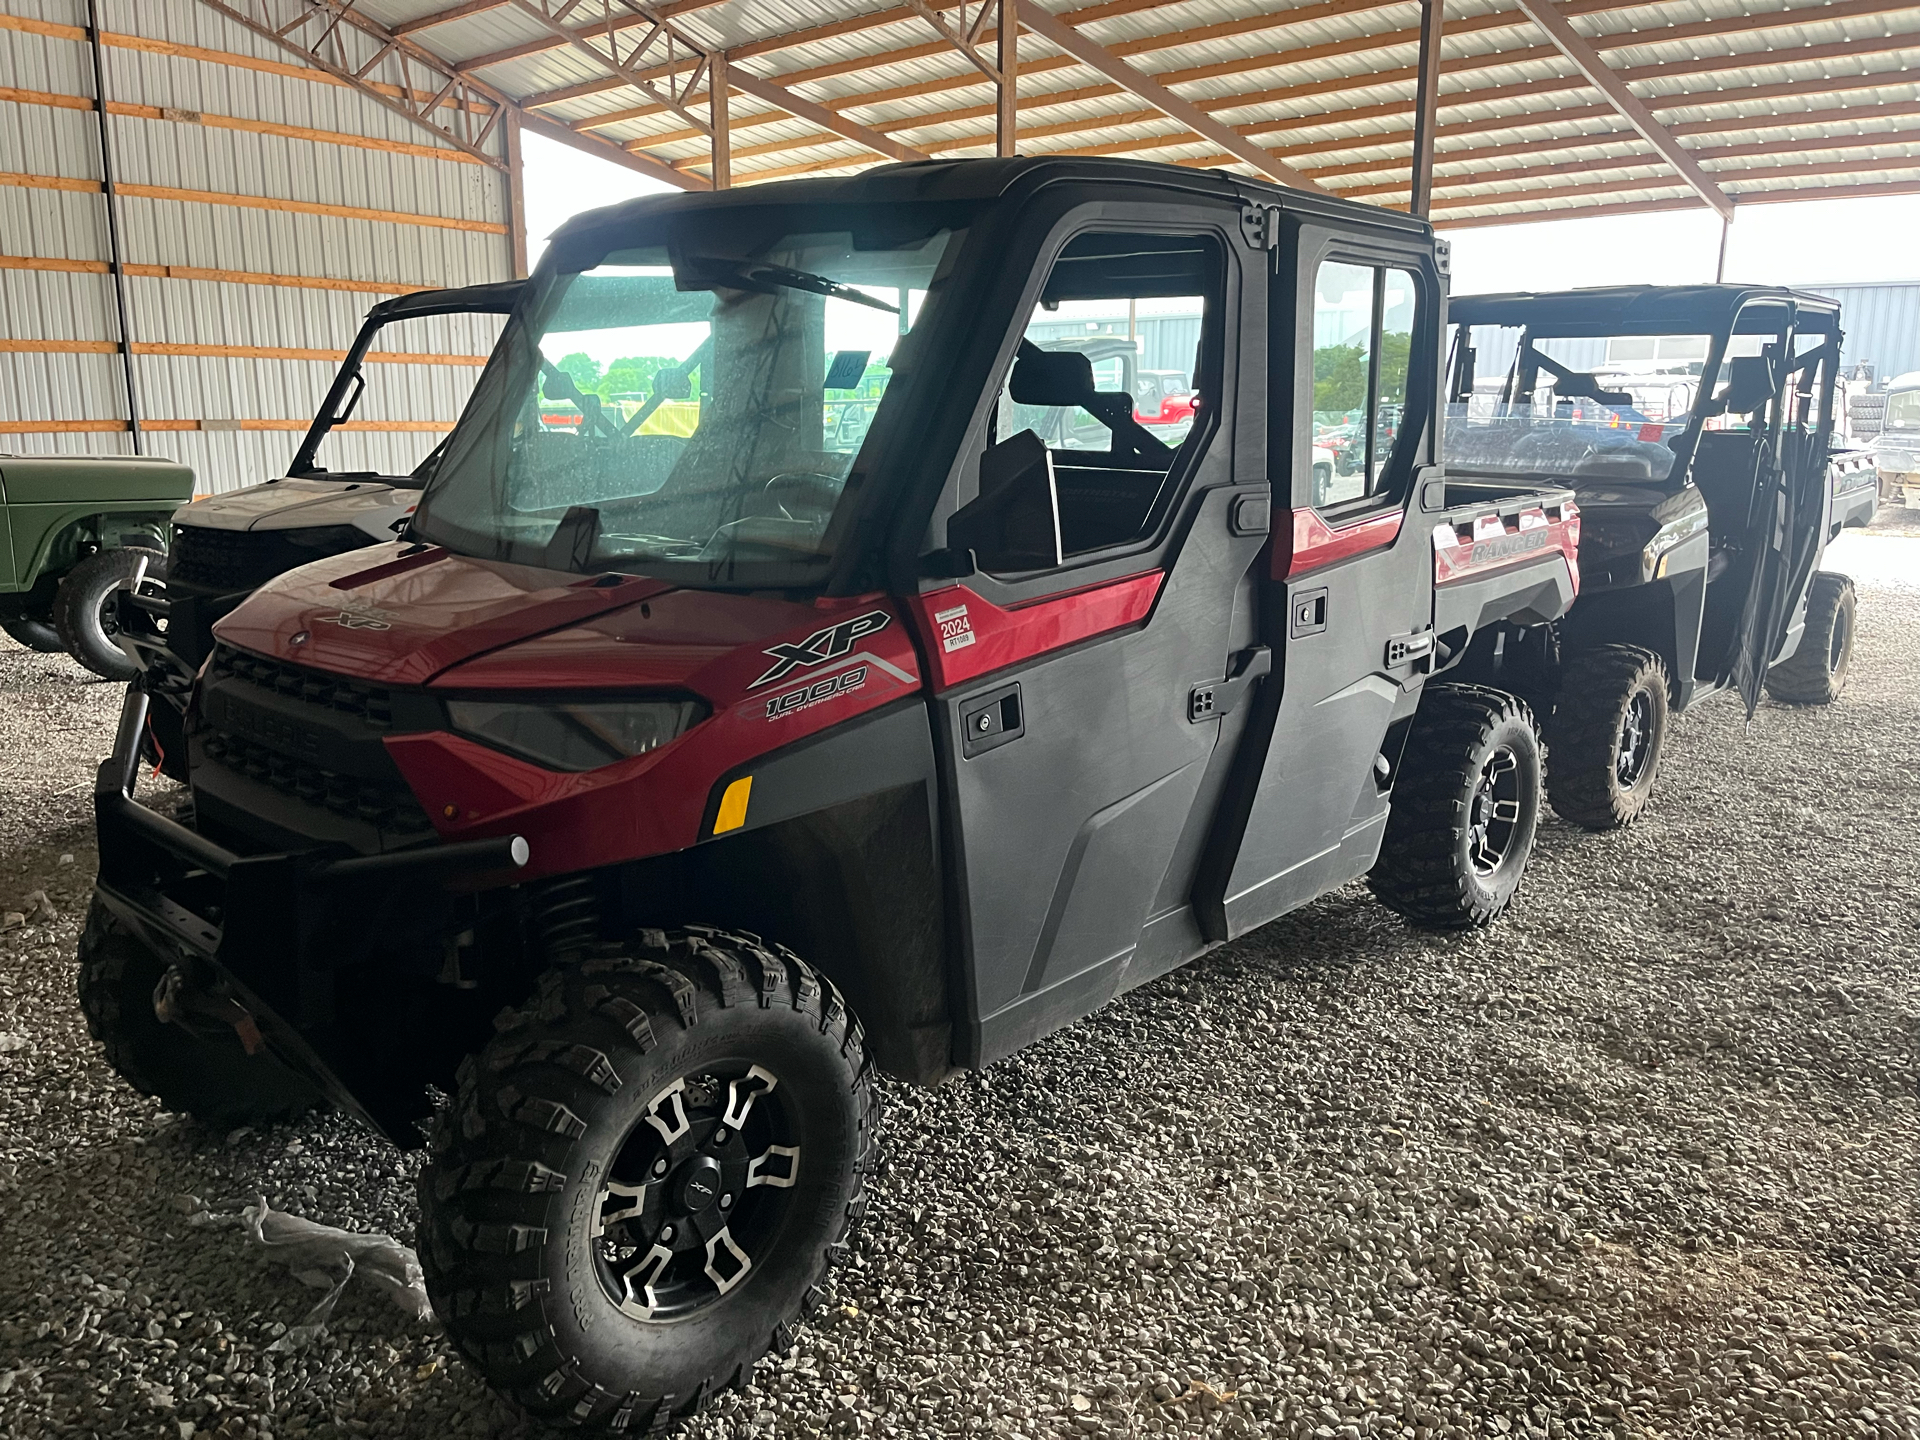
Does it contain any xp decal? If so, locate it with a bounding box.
[314,602,395,631]
[750,610,891,688]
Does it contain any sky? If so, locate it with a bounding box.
[521,130,1920,296]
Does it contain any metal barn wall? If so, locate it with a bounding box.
[0,0,515,493]
[1801,282,1920,385]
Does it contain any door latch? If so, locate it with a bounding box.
[1189,646,1272,723]
[1384,628,1436,669]
[959,682,1023,757]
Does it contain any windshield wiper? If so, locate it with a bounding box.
[682,257,899,315]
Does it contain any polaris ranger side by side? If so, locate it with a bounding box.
[86,158,1580,1433]
[1444,286,1855,829]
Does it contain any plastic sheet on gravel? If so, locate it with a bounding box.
[2,555,1916,1440]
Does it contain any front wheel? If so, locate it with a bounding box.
[419,928,878,1434]
[1545,644,1670,831]
[1368,685,1542,929]
[52,547,163,679]
[1765,572,1855,705]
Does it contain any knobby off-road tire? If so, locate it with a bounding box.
[419,927,879,1434]
[1545,644,1670,831]
[1765,572,1856,705]
[1,613,65,653]
[1368,684,1542,929]
[76,900,324,1127]
[52,546,162,680]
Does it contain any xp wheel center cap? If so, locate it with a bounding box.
[673,1156,724,1214]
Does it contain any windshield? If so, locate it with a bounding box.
[1888,387,1920,430]
[412,223,960,585]
[1445,325,1711,484]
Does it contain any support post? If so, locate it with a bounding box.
[503,106,529,278]
[711,51,731,188]
[1715,208,1732,282]
[997,0,1018,157]
[1410,0,1443,218]
[86,0,141,454]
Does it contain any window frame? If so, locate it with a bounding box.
[922,201,1245,608]
[1276,221,1442,522]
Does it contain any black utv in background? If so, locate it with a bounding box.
[1444,286,1856,829]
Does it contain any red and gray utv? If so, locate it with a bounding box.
[1444,286,1857,828]
[84,157,1578,1432]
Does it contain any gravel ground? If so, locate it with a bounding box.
[2,555,1917,1440]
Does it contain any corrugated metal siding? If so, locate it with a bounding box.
[1801,282,1920,385]
[0,0,513,491]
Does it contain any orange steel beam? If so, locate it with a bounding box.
[1430,176,1920,228]
[1009,0,1320,188]
[593,0,1916,173]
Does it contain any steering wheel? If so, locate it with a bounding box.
[761,471,843,518]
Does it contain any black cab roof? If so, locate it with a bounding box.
[1449,284,1842,335]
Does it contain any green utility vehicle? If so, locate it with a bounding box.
[0,454,193,678]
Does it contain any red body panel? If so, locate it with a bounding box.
[1432,500,1582,596]
[906,571,1165,692]
[208,545,926,878]
[1274,507,1405,580]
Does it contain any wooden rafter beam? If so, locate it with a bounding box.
[593,0,1917,178]
[1009,0,1319,189]
[1431,176,1920,230]
[1427,154,1920,215]
[1509,0,1731,218]
[393,0,509,36]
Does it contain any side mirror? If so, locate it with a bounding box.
[947,430,1062,573]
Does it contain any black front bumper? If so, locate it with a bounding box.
[93,685,527,1140]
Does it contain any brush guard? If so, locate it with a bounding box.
[92,683,529,1137]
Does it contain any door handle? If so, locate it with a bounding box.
[1188,646,1271,723]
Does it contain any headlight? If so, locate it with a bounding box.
[446,697,706,772]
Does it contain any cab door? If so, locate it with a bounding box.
[1196,213,1445,939]
[910,210,1268,1067]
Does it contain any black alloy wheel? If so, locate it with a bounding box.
[1368,683,1543,928]
[1465,742,1524,877]
[1615,688,1656,789]
[419,928,877,1435]
[1544,644,1670,831]
[593,1064,802,1324]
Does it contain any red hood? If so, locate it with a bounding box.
[212,545,675,687]
[211,543,911,705]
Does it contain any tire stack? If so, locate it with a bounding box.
[1848,392,1886,443]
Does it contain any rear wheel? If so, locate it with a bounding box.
[419,927,877,1434]
[76,900,324,1126]
[1,613,65,653]
[52,547,162,679]
[1545,644,1669,831]
[1368,685,1542,928]
[1765,572,1855,705]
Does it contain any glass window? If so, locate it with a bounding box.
[1887,387,1920,428]
[1442,322,1710,484]
[1308,261,1420,508]
[306,310,506,482]
[987,231,1219,559]
[412,225,958,586]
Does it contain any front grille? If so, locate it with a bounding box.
[210,647,395,730]
[195,645,431,843]
[201,728,434,838]
[170,522,370,594]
